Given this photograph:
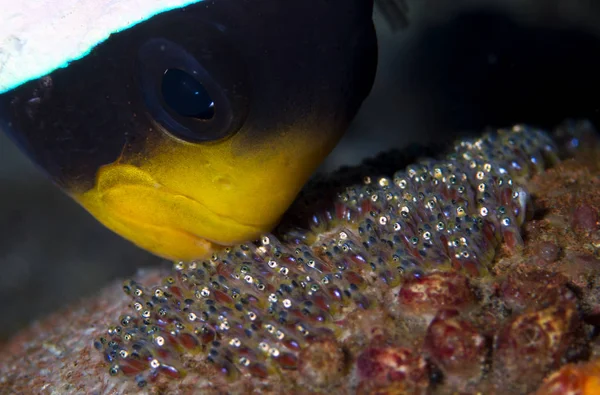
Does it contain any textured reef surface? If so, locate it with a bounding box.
[2,121,600,394]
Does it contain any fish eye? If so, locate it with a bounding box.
[136,38,242,143]
[161,69,215,120]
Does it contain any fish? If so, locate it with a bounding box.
[0,0,408,261]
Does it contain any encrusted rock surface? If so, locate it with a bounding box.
[2,121,600,394]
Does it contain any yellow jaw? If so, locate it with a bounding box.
[75,126,335,261]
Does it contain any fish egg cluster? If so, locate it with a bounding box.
[96,124,561,387]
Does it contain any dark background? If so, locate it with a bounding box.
[2,0,600,340]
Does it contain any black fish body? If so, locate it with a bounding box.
[0,0,379,260]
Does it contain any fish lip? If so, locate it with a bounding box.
[103,184,265,245]
[78,163,269,250]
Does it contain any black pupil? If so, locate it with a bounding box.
[161,69,215,120]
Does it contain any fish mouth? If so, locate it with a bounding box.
[75,164,266,260]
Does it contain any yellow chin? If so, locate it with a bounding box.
[75,164,268,261]
[72,117,341,261]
